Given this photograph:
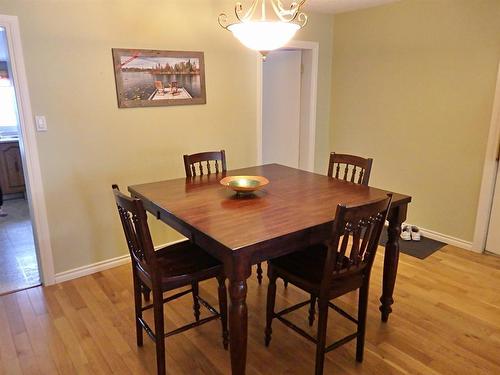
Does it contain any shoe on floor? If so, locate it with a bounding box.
[0,207,7,217]
[411,226,421,241]
[400,225,411,241]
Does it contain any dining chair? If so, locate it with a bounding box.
[112,185,228,375]
[281,152,374,291]
[183,150,265,285]
[327,152,373,186]
[183,149,227,178]
[264,194,392,375]
[154,80,164,95]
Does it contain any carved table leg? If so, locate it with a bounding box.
[380,204,407,322]
[229,278,248,375]
[226,256,251,375]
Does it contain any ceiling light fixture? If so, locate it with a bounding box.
[218,1,308,60]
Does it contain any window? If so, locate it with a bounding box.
[0,27,18,135]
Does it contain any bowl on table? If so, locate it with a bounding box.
[220,175,269,194]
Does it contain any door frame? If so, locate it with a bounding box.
[472,62,500,252]
[1,14,55,284]
[256,40,319,172]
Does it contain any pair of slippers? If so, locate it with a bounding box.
[401,225,421,241]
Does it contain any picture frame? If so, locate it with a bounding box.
[112,48,206,108]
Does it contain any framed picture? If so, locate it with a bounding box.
[112,48,206,108]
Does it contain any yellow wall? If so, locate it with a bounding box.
[0,0,333,274]
[331,0,500,241]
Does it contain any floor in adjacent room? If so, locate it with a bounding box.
[0,245,499,374]
[0,198,40,295]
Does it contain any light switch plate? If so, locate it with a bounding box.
[35,115,47,131]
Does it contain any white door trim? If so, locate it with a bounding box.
[472,62,500,253]
[1,15,55,284]
[256,40,319,172]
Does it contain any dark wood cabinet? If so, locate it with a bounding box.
[0,141,25,194]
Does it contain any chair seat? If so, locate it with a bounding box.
[153,240,222,291]
[270,243,363,297]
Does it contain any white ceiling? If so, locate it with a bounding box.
[304,0,400,14]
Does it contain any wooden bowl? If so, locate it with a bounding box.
[220,175,269,193]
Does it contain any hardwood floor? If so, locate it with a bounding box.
[0,245,499,374]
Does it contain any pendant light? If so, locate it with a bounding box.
[218,0,308,59]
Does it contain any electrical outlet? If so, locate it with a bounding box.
[35,115,47,131]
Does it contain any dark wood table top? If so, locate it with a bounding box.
[129,164,411,255]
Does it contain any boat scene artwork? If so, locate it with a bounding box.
[112,48,206,108]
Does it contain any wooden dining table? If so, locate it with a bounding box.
[129,164,411,375]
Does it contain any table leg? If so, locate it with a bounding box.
[229,279,248,374]
[226,257,251,375]
[380,204,407,322]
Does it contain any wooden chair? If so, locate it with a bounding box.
[327,152,373,186]
[182,150,265,285]
[154,80,164,96]
[264,195,392,375]
[281,152,374,290]
[183,150,227,178]
[112,185,228,375]
[169,81,179,96]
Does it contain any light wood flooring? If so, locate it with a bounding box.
[0,245,499,374]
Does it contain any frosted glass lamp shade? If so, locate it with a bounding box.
[228,21,300,52]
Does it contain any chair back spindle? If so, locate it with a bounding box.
[328,152,373,186]
[183,150,227,178]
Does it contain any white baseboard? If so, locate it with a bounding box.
[402,223,474,252]
[54,240,185,284]
[54,254,131,284]
[53,225,476,284]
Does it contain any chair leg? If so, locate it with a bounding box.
[256,263,263,285]
[315,299,329,375]
[133,273,143,347]
[142,284,151,302]
[217,275,229,350]
[308,295,317,327]
[192,282,201,322]
[356,283,369,363]
[153,289,166,375]
[265,266,278,347]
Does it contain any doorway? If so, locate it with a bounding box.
[0,25,41,294]
[485,160,500,255]
[257,41,318,171]
[0,15,55,290]
[473,62,500,254]
[262,50,302,167]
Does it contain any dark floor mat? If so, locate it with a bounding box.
[379,230,446,259]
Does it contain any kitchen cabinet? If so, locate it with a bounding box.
[0,140,25,194]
